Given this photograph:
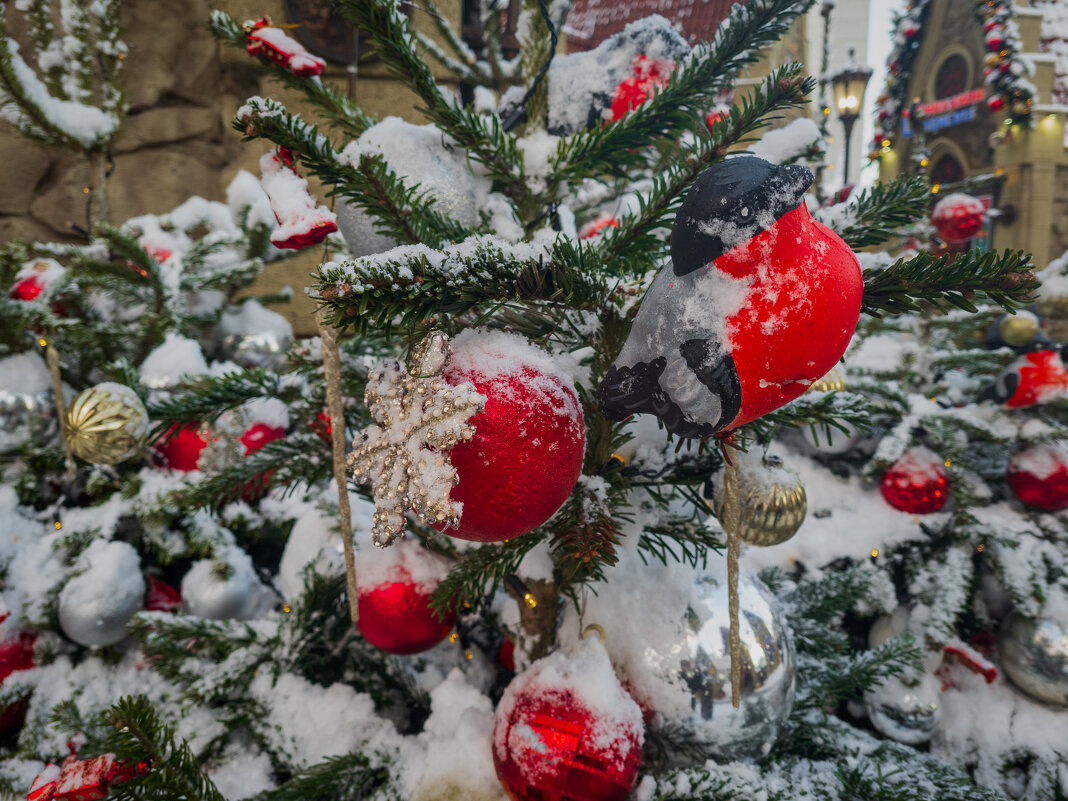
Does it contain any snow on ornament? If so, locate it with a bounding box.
[439,328,586,542]
[608,54,675,122]
[9,259,65,302]
[0,631,35,736]
[58,540,145,647]
[215,299,294,370]
[597,156,862,437]
[930,193,985,243]
[999,609,1068,706]
[245,17,325,76]
[978,348,1068,408]
[864,672,942,745]
[354,537,456,655]
[0,351,58,454]
[139,332,209,390]
[258,148,337,250]
[28,752,144,801]
[492,635,643,801]
[64,383,149,465]
[708,451,806,547]
[880,446,950,514]
[1007,442,1068,511]
[182,545,274,620]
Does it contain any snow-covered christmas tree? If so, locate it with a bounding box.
[2,1,1067,800]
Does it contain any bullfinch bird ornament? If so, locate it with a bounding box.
[597,156,863,437]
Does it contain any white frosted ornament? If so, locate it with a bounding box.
[59,540,145,647]
[182,546,274,620]
[139,333,209,390]
[864,672,941,745]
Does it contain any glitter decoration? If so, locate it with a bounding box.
[348,330,485,547]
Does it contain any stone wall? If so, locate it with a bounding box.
[1,0,460,334]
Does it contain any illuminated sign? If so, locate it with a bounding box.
[900,89,986,138]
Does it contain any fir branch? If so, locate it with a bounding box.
[828,175,932,249]
[551,0,816,184]
[252,752,391,801]
[147,369,286,432]
[315,236,610,335]
[413,0,493,86]
[102,695,227,801]
[861,249,1038,318]
[752,390,874,445]
[595,66,814,273]
[550,485,623,583]
[209,11,374,138]
[637,519,724,570]
[795,635,923,711]
[431,534,545,615]
[234,98,470,247]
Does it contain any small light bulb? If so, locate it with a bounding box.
[977,543,985,552]
[38,338,48,347]
[54,521,62,530]
[523,593,537,609]
[870,548,879,558]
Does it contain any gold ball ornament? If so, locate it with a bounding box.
[998,311,1040,346]
[65,382,149,464]
[806,366,846,394]
[710,458,807,547]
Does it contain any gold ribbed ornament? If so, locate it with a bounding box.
[65,382,149,465]
[712,471,807,547]
[998,312,1040,347]
[806,367,846,394]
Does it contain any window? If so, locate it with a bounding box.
[935,54,969,99]
[931,154,965,184]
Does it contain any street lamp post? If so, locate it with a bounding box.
[830,48,873,187]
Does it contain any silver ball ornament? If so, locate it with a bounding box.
[181,547,273,620]
[864,673,941,745]
[999,611,1068,706]
[334,202,401,258]
[215,300,293,370]
[0,352,57,454]
[629,568,796,763]
[58,540,145,648]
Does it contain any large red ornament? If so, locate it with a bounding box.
[240,422,286,500]
[245,18,326,76]
[0,632,35,736]
[931,193,985,243]
[355,540,456,655]
[1007,444,1068,511]
[881,447,950,514]
[493,638,642,801]
[156,423,208,472]
[609,55,675,122]
[441,330,585,542]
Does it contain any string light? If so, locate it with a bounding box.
[523,593,538,609]
[54,521,62,530]
[871,548,879,558]
[944,459,952,467]
[448,632,459,643]
[38,338,48,347]
[464,649,474,660]
[977,544,985,552]
[282,604,291,613]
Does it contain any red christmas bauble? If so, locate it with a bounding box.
[145,576,182,613]
[240,422,286,500]
[1007,444,1068,511]
[441,330,585,542]
[0,632,35,736]
[988,95,1005,112]
[881,447,950,513]
[493,638,642,801]
[579,216,619,240]
[705,110,725,131]
[609,55,675,122]
[156,423,208,472]
[986,35,1005,52]
[904,25,917,37]
[931,193,985,243]
[9,275,44,301]
[355,540,456,655]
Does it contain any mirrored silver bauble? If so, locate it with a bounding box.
[864,673,941,745]
[215,300,293,370]
[999,612,1068,706]
[632,568,796,763]
[0,352,58,454]
[58,541,145,647]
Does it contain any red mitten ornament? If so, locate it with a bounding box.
[493,636,643,801]
[0,632,35,736]
[246,18,326,76]
[609,55,674,121]
[259,149,338,250]
[155,423,208,472]
[28,753,143,801]
[1007,443,1068,511]
[354,538,456,655]
[441,329,585,542]
[978,349,1068,408]
[598,156,862,437]
[931,193,985,243]
[881,447,950,513]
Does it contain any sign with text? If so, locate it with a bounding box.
[901,89,985,138]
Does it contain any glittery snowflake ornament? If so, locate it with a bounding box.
[348,331,485,547]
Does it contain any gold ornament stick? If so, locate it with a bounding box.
[720,439,743,710]
[316,310,359,625]
[44,343,76,482]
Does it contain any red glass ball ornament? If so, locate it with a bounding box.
[904,25,917,37]
[1007,444,1068,511]
[9,275,44,301]
[609,55,675,122]
[355,543,456,655]
[0,632,35,736]
[240,422,286,500]
[988,95,1005,112]
[986,35,1004,52]
[881,447,950,514]
[931,193,985,243]
[440,330,585,542]
[156,423,208,472]
[145,576,182,613]
[493,639,643,801]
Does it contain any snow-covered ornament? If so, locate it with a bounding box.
[354,537,456,655]
[182,546,273,620]
[139,333,209,390]
[58,540,145,647]
[493,635,643,801]
[259,148,337,250]
[597,156,862,437]
[215,299,294,370]
[64,383,149,465]
[0,351,58,454]
[985,309,1043,350]
[348,330,485,547]
[439,329,586,542]
[28,752,143,801]
[708,454,807,547]
[619,566,795,762]
[1007,443,1068,511]
[864,672,942,745]
[999,611,1068,706]
[930,193,985,243]
[880,447,950,514]
[245,17,325,76]
[608,54,674,121]
[978,348,1068,408]
[154,424,208,472]
[0,631,35,736]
